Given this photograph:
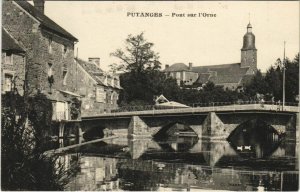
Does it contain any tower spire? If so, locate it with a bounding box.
[241,21,257,72]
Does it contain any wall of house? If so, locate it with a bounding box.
[183,71,199,85]
[105,87,119,111]
[2,1,76,94]
[1,52,26,95]
[75,64,120,116]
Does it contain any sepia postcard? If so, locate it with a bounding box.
[1,0,299,191]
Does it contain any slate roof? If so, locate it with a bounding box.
[14,1,78,41]
[75,58,105,86]
[164,63,189,72]
[200,63,249,84]
[75,58,122,90]
[167,62,251,85]
[2,28,25,53]
[195,73,211,84]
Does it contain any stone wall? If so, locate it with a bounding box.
[81,111,297,141]
[1,52,25,95]
[75,62,119,116]
[2,1,76,94]
[241,49,257,73]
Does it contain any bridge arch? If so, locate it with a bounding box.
[153,122,198,140]
[227,118,283,158]
[82,125,106,141]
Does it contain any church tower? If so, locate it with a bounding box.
[241,23,257,72]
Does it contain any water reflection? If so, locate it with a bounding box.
[228,119,283,158]
[54,119,299,191]
[66,156,119,191]
[158,136,198,152]
[63,154,298,191]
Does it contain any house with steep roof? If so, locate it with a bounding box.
[2,0,81,123]
[1,28,26,95]
[164,23,257,91]
[75,58,122,116]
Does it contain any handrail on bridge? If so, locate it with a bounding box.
[110,101,299,114]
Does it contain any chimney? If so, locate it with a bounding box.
[165,64,169,69]
[88,57,100,68]
[33,0,45,14]
[189,62,193,70]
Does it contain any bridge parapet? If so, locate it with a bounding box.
[83,104,298,119]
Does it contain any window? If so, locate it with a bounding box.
[48,63,53,76]
[111,77,114,87]
[111,92,114,104]
[48,63,54,85]
[4,74,13,92]
[5,52,13,65]
[96,87,106,103]
[48,37,53,54]
[62,44,67,58]
[115,78,119,87]
[62,70,67,85]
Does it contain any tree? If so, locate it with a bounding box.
[111,32,181,105]
[244,53,299,102]
[110,32,160,73]
[244,70,269,99]
[265,64,282,100]
[285,54,299,102]
[1,76,79,190]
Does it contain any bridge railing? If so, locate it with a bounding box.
[191,101,299,107]
[110,101,299,113]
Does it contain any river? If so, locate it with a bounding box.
[51,123,299,191]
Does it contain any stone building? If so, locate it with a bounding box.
[75,58,122,116]
[2,0,81,124]
[164,23,257,90]
[2,0,78,94]
[1,28,26,95]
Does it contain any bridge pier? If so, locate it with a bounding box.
[202,112,227,140]
[285,114,298,142]
[128,116,151,139]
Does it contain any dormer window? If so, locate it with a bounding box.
[114,78,119,87]
[111,77,114,87]
[48,37,53,54]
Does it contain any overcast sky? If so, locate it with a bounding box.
[43,1,299,72]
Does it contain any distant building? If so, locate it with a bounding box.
[1,28,26,95]
[164,23,257,91]
[2,0,81,123]
[75,58,122,116]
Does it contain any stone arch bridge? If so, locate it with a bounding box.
[78,104,299,142]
